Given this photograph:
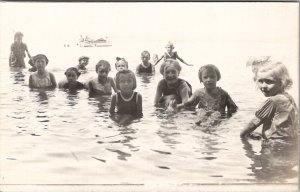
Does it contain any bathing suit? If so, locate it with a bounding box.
[255,93,298,140]
[89,77,114,95]
[115,92,142,116]
[136,63,154,73]
[30,72,53,88]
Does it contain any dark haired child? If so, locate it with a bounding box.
[88,60,117,96]
[29,54,56,89]
[177,64,237,125]
[61,67,84,90]
[110,70,142,117]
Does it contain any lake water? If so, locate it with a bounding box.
[0,40,298,187]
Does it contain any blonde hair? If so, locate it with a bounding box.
[254,61,293,91]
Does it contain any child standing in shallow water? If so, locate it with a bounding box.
[240,59,298,141]
[88,60,117,96]
[9,32,31,68]
[154,41,193,67]
[29,54,56,89]
[177,64,238,125]
[109,70,143,117]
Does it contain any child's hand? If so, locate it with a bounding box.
[187,63,193,66]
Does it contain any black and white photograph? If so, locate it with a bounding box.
[0,2,298,192]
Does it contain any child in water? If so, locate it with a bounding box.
[9,32,31,68]
[154,41,193,67]
[29,54,57,89]
[177,64,238,125]
[240,58,298,141]
[60,67,84,91]
[76,56,89,71]
[115,57,128,72]
[88,60,117,96]
[136,50,155,74]
[109,70,143,117]
[154,59,192,108]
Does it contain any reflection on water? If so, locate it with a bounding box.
[0,64,298,185]
[242,139,298,183]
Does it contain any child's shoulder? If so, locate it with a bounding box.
[270,93,295,104]
[217,87,230,95]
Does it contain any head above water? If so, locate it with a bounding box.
[96,60,111,73]
[65,67,81,78]
[198,64,221,83]
[160,59,181,76]
[253,60,292,92]
[115,69,137,90]
[33,54,49,65]
[115,57,128,71]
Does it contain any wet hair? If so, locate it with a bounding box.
[115,70,137,90]
[64,67,81,78]
[141,50,150,57]
[95,60,111,72]
[165,41,174,48]
[198,64,221,82]
[115,58,128,69]
[14,32,23,40]
[160,59,181,75]
[33,54,49,65]
[254,61,293,91]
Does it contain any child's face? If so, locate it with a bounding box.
[116,61,127,72]
[66,71,78,83]
[119,74,134,93]
[257,71,282,97]
[35,58,47,72]
[201,68,217,90]
[164,66,179,84]
[166,46,173,53]
[97,66,109,79]
[141,54,150,65]
[15,36,23,44]
[79,59,89,66]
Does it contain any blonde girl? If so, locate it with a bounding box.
[241,58,298,141]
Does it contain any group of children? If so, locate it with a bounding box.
[9,32,299,144]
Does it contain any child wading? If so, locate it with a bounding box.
[154,41,193,67]
[29,54,56,89]
[241,57,298,141]
[110,70,143,118]
[87,60,117,96]
[9,32,31,68]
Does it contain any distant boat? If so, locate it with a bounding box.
[79,35,112,47]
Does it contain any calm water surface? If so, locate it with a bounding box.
[0,44,298,185]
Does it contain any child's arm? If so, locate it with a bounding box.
[154,81,163,106]
[25,44,31,58]
[178,82,190,104]
[240,117,263,139]
[29,75,34,88]
[49,72,57,89]
[176,54,193,66]
[136,93,143,117]
[109,94,117,116]
[110,77,117,93]
[226,93,238,115]
[154,55,164,66]
[177,93,197,109]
